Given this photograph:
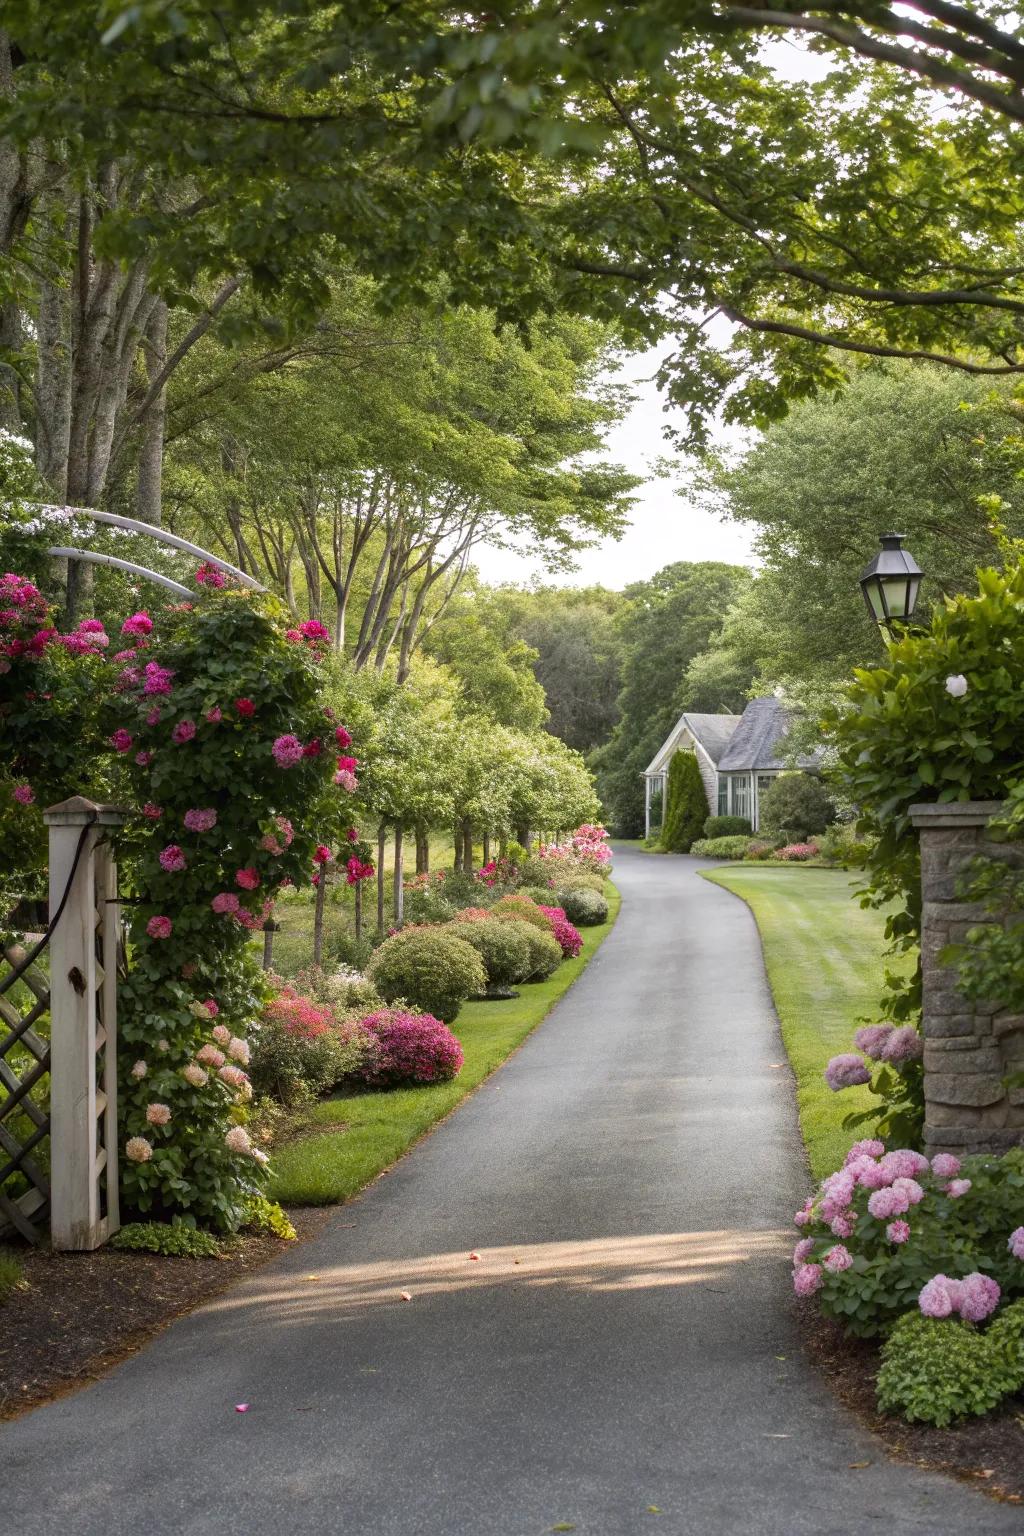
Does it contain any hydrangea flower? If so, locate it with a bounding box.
[959,1273,1000,1323]
[886,1220,911,1244]
[211,892,240,914]
[879,1026,923,1063]
[225,1125,252,1154]
[234,697,255,716]
[183,1063,208,1088]
[212,1023,231,1044]
[146,915,172,939]
[919,1275,957,1318]
[946,1178,972,1199]
[823,1244,853,1273]
[196,1043,226,1069]
[227,1036,250,1066]
[868,1187,899,1220]
[145,707,161,725]
[334,768,357,792]
[218,1064,248,1088]
[130,1060,147,1079]
[879,1149,930,1181]
[1008,1227,1024,1261]
[121,612,153,638]
[142,803,163,820]
[824,1053,871,1091]
[793,1263,824,1297]
[135,749,153,767]
[125,1136,153,1163]
[793,1238,815,1265]
[945,673,968,697]
[159,845,186,873]
[271,733,303,768]
[184,807,217,832]
[206,706,222,723]
[195,561,226,588]
[203,999,219,1017]
[335,725,352,748]
[142,661,174,696]
[313,844,332,864]
[299,619,329,642]
[852,1025,894,1059]
[145,1103,171,1126]
[110,728,134,753]
[930,1153,961,1179]
[235,867,260,890]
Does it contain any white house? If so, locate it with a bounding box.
[642,696,822,838]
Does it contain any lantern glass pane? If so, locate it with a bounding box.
[864,579,886,620]
[880,575,911,617]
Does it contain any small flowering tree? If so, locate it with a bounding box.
[113,584,358,1230]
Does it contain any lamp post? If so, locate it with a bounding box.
[859,533,923,637]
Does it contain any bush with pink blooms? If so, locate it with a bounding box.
[358,1007,464,1088]
[775,841,819,862]
[538,905,583,958]
[114,585,360,1228]
[823,1020,924,1146]
[791,1143,1024,1338]
[250,984,373,1106]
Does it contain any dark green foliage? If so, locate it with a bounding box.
[555,886,608,926]
[690,835,751,859]
[403,885,458,925]
[111,1222,222,1258]
[877,1313,1020,1427]
[501,919,563,981]
[703,814,752,838]
[452,917,532,987]
[758,774,835,839]
[660,751,708,853]
[367,927,487,1022]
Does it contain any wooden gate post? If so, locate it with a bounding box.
[44,797,125,1250]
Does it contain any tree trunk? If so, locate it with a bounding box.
[462,820,474,876]
[354,878,363,943]
[499,835,508,858]
[312,863,328,969]
[393,821,405,927]
[376,821,387,937]
[482,833,491,867]
[453,829,463,874]
[415,825,429,875]
[135,297,167,525]
[517,824,531,851]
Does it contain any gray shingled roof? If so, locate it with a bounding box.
[717,696,820,773]
[680,713,742,765]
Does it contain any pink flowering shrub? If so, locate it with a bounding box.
[791,1143,1024,1336]
[823,1020,924,1147]
[776,841,819,861]
[250,984,371,1106]
[358,1007,464,1088]
[538,905,583,958]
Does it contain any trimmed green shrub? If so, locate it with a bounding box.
[451,917,532,988]
[703,814,752,838]
[367,927,487,1023]
[502,918,563,981]
[876,1312,1020,1427]
[111,1221,222,1258]
[758,773,835,839]
[518,884,556,903]
[403,885,458,924]
[491,894,552,930]
[988,1297,1024,1381]
[555,886,609,926]
[660,750,707,852]
[690,835,751,859]
[550,871,605,894]
[519,856,557,888]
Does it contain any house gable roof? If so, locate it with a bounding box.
[717,696,821,773]
[643,711,742,776]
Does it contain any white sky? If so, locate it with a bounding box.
[472,37,833,592]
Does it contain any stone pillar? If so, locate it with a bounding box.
[910,800,1024,1156]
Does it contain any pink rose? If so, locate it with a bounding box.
[146,915,172,939]
[172,718,197,744]
[271,733,303,768]
[12,783,34,806]
[235,868,260,890]
[158,845,186,873]
[110,728,134,753]
[211,892,240,915]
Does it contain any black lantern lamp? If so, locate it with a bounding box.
[859,533,923,633]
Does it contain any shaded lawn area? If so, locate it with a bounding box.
[268,882,622,1205]
[701,865,913,1181]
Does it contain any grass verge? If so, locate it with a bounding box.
[0,1251,24,1304]
[268,883,622,1205]
[701,865,912,1180]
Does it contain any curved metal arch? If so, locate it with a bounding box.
[30,504,264,592]
[47,547,192,598]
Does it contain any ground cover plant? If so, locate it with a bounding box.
[702,866,909,1177]
[267,883,620,1205]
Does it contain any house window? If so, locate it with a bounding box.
[732,775,751,820]
[757,775,775,794]
[717,779,729,816]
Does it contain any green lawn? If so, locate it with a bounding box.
[701,865,911,1180]
[268,883,622,1205]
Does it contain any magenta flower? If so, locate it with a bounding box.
[299,619,329,642]
[335,724,352,748]
[919,1275,957,1319]
[886,1220,911,1244]
[172,718,197,744]
[830,1212,856,1239]
[235,867,260,891]
[142,661,175,696]
[285,628,302,643]
[204,999,220,1017]
[959,1273,1000,1323]
[142,803,163,820]
[135,750,153,767]
[159,845,187,873]
[110,728,134,753]
[852,1024,894,1060]
[1009,1227,1024,1261]
[205,706,222,723]
[145,706,162,725]
[824,1053,871,1091]
[823,1244,853,1273]
[271,733,303,768]
[313,844,332,864]
[146,915,172,939]
[930,1153,961,1179]
[891,1176,925,1208]
[234,697,255,717]
[121,611,153,638]
[793,1263,824,1298]
[12,783,34,806]
[194,561,226,588]
[211,892,241,915]
[184,807,217,833]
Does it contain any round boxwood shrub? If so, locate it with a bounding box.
[703,814,752,838]
[502,918,563,981]
[689,834,751,860]
[759,772,835,839]
[358,1008,464,1087]
[555,885,609,926]
[491,894,552,930]
[366,927,487,1023]
[452,916,532,988]
[549,870,605,894]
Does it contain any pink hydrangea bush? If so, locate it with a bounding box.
[791,1143,1024,1336]
[823,1021,924,1147]
[358,1007,464,1088]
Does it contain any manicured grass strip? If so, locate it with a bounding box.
[701,866,911,1181]
[268,884,622,1205]
[0,1251,24,1304]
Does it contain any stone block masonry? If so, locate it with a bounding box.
[911,801,1024,1155]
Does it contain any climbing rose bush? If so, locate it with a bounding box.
[358,1007,464,1087]
[115,585,358,1229]
[791,1144,1024,1336]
